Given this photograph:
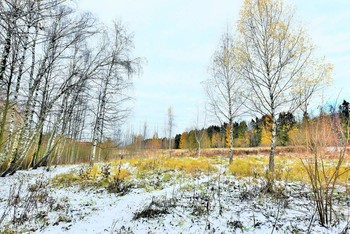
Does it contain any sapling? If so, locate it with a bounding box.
[301,109,350,227]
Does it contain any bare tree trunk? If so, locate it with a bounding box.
[204,30,244,165]
[197,142,201,157]
[228,119,234,164]
[168,106,174,154]
[34,128,62,168]
[269,117,277,173]
[0,76,12,153]
[0,23,15,152]
[90,138,98,165]
[0,24,12,86]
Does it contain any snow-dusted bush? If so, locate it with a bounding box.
[0,176,68,232]
[51,164,133,195]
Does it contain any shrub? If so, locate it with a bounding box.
[51,173,80,187]
[106,177,133,195]
[301,114,350,227]
[0,177,67,232]
[110,168,131,181]
[52,164,132,195]
[133,198,173,220]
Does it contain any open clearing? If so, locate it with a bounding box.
[0,155,349,233]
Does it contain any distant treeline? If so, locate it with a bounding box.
[129,100,350,150]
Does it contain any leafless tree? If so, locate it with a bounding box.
[236,0,332,172]
[0,0,142,175]
[204,30,245,164]
[142,121,148,153]
[167,106,174,152]
[89,22,142,166]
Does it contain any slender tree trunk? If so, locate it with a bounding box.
[0,26,11,86]
[90,138,98,166]
[34,129,61,168]
[1,43,19,164]
[5,24,30,159]
[31,127,43,167]
[269,116,277,173]
[90,98,101,166]
[228,119,234,164]
[0,80,11,152]
[197,142,201,157]
[0,29,15,151]
[73,140,80,163]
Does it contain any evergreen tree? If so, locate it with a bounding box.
[174,134,181,149]
[234,121,249,147]
[237,121,248,138]
[248,117,263,147]
[339,100,349,133]
[276,112,296,146]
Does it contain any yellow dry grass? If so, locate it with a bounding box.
[228,155,350,183]
[124,156,217,175]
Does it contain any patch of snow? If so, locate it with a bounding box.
[0,163,349,233]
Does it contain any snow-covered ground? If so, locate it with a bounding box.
[0,163,349,233]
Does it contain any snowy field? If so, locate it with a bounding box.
[0,158,349,234]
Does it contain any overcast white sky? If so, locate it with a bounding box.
[78,0,350,137]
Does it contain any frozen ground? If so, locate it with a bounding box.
[0,163,349,233]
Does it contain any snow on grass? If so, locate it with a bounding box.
[0,157,349,233]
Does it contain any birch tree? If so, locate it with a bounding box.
[1,1,99,175]
[0,0,142,175]
[31,8,98,169]
[236,0,332,173]
[89,22,142,166]
[167,106,174,151]
[0,0,49,171]
[204,31,245,164]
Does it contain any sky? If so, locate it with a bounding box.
[78,0,350,137]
